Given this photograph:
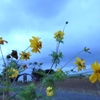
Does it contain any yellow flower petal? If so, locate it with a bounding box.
[8,67,18,78]
[0,37,8,45]
[46,86,53,96]
[54,30,64,42]
[74,57,86,71]
[46,91,53,96]
[56,68,61,72]
[20,51,31,60]
[91,61,99,71]
[78,66,82,71]
[29,36,42,53]
[89,73,97,83]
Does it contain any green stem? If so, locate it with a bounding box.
[0,45,6,100]
[30,22,68,93]
[24,46,30,52]
[34,81,43,91]
[49,21,68,72]
[19,22,68,98]
[66,66,77,74]
[63,21,68,33]
[0,45,6,66]
[5,73,10,100]
[72,66,76,70]
[61,50,84,69]
[48,42,60,74]
[56,42,60,53]
[63,24,66,33]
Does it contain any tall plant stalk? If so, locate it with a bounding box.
[49,22,68,72]
[0,45,6,100]
[61,50,84,69]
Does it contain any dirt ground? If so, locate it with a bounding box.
[31,77,100,96]
[53,77,100,96]
[0,77,100,100]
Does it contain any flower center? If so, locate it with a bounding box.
[38,42,42,48]
[24,54,27,58]
[78,62,82,66]
[95,70,100,75]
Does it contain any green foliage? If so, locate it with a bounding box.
[50,51,63,67]
[43,75,55,87]
[8,60,19,69]
[57,40,64,43]
[42,74,56,96]
[35,69,45,77]
[18,83,36,100]
[53,70,68,81]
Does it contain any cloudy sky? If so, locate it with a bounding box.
[0,0,100,74]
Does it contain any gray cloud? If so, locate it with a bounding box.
[0,0,100,72]
[0,0,68,33]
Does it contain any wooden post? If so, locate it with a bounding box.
[23,74,27,83]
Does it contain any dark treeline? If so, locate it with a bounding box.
[0,68,55,82]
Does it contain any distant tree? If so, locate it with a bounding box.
[45,69,55,74]
[32,67,55,82]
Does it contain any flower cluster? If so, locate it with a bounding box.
[7,68,18,78]
[46,86,53,96]
[56,68,62,72]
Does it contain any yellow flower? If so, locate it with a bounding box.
[8,68,18,78]
[74,57,86,71]
[56,68,61,72]
[29,36,42,53]
[0,37,8,45]
[46,86,53,96]
[54,30,64,42]
[56,68,64,79]
[46,91,53,96]
[89,61,100,83]
[20,51,31,60]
